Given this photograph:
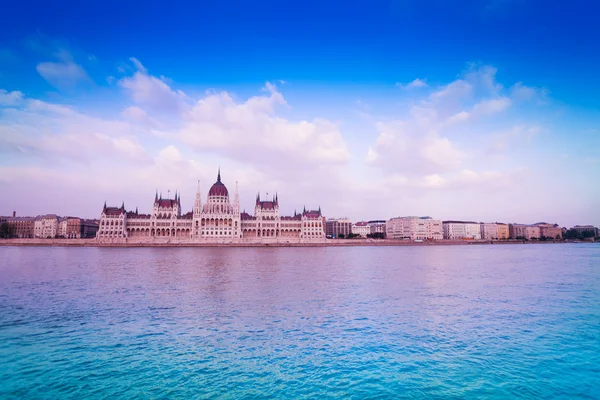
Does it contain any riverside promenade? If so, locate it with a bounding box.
[0,238,567,248]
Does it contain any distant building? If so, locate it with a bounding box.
[509,223,543,240]
[7,217,35,238]
[81,219,99,238]
[443,221,482,240]
[97,170,325,243]
[497,223,509,239]
[58,217,68,238]
[480,223,499,240]
[351,221,371,237]
[525,225,541,240]
[326,218,352,238]
[387,216,443,240]
[571,225,599,236]
[509,224,527,239]
[368,220,386,236]
[34,215,59,238]
[535,223,562,239]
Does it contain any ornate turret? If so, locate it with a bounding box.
[194,180,202,217]
[233,181,240,214]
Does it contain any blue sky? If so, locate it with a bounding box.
[0,0,598,225]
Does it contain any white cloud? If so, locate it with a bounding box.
[179,82,350,171]
[510,82,549,103]
[0,89,24,106]
[0,99,151,164]
[129,57,147,73]
[397,78,428,89]
[36,49,90,90]
[487,125,541,154]
[367,120,464,175]
[119,59,189,114]
[472,97,512,115]
[429,79,472,102]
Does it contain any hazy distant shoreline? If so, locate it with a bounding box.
[0,238,589,248]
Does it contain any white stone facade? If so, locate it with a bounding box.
[480,223,498,240]
[443,221,482,240]
[58,218,68,238]
[97,170,326,244]
[386,216,443,240]
[352,222,371,237]
[34,215,58,238]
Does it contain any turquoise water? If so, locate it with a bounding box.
[0,244,599,398]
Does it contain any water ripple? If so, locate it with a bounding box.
[0,244,599,398]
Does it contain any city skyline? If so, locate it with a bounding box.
[1,0,599,226]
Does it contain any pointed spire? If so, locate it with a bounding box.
[217,167,221,182]
[103,201,107,211]
[121,201,125,210]
[155,190,158,202]
[136,206,138,214]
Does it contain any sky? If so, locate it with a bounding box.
[0,0,598,226]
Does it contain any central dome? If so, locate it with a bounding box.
[208,170,229,197]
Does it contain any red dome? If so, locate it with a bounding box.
[208,170,229,197]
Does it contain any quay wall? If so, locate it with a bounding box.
[0,238,569,248]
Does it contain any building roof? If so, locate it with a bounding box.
[281,215,301,221]
[258,201,276,210]
[180,211,193,219]
[353,221,369,226]
[303,210,321,219]
[208,170,229,197]
[241,212,256,220]
[7,217,35,222]
[104,207,124,216]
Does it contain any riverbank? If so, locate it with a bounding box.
[0,238,587,248]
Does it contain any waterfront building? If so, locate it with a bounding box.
[7,217,35,238]
[443,221,482,240]
[326,218,352,238]
[368,220,387,236]
[570,225,599,236]
[58,218,68,238]
[509,224,526,239]
[351,221,371,237]
[535,223,562,239]
[97,170,325,244]
[386,216,443,240]
[81,219,99,238]
[525,225,541,240]
[34,214,59,238]
[497,223,509,239]
[509,223,542,240]
[480,223,499,240]
[66,218,82,238]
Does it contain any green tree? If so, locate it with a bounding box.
[0,223,14,239]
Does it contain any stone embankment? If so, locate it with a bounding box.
[0,238,569,248]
